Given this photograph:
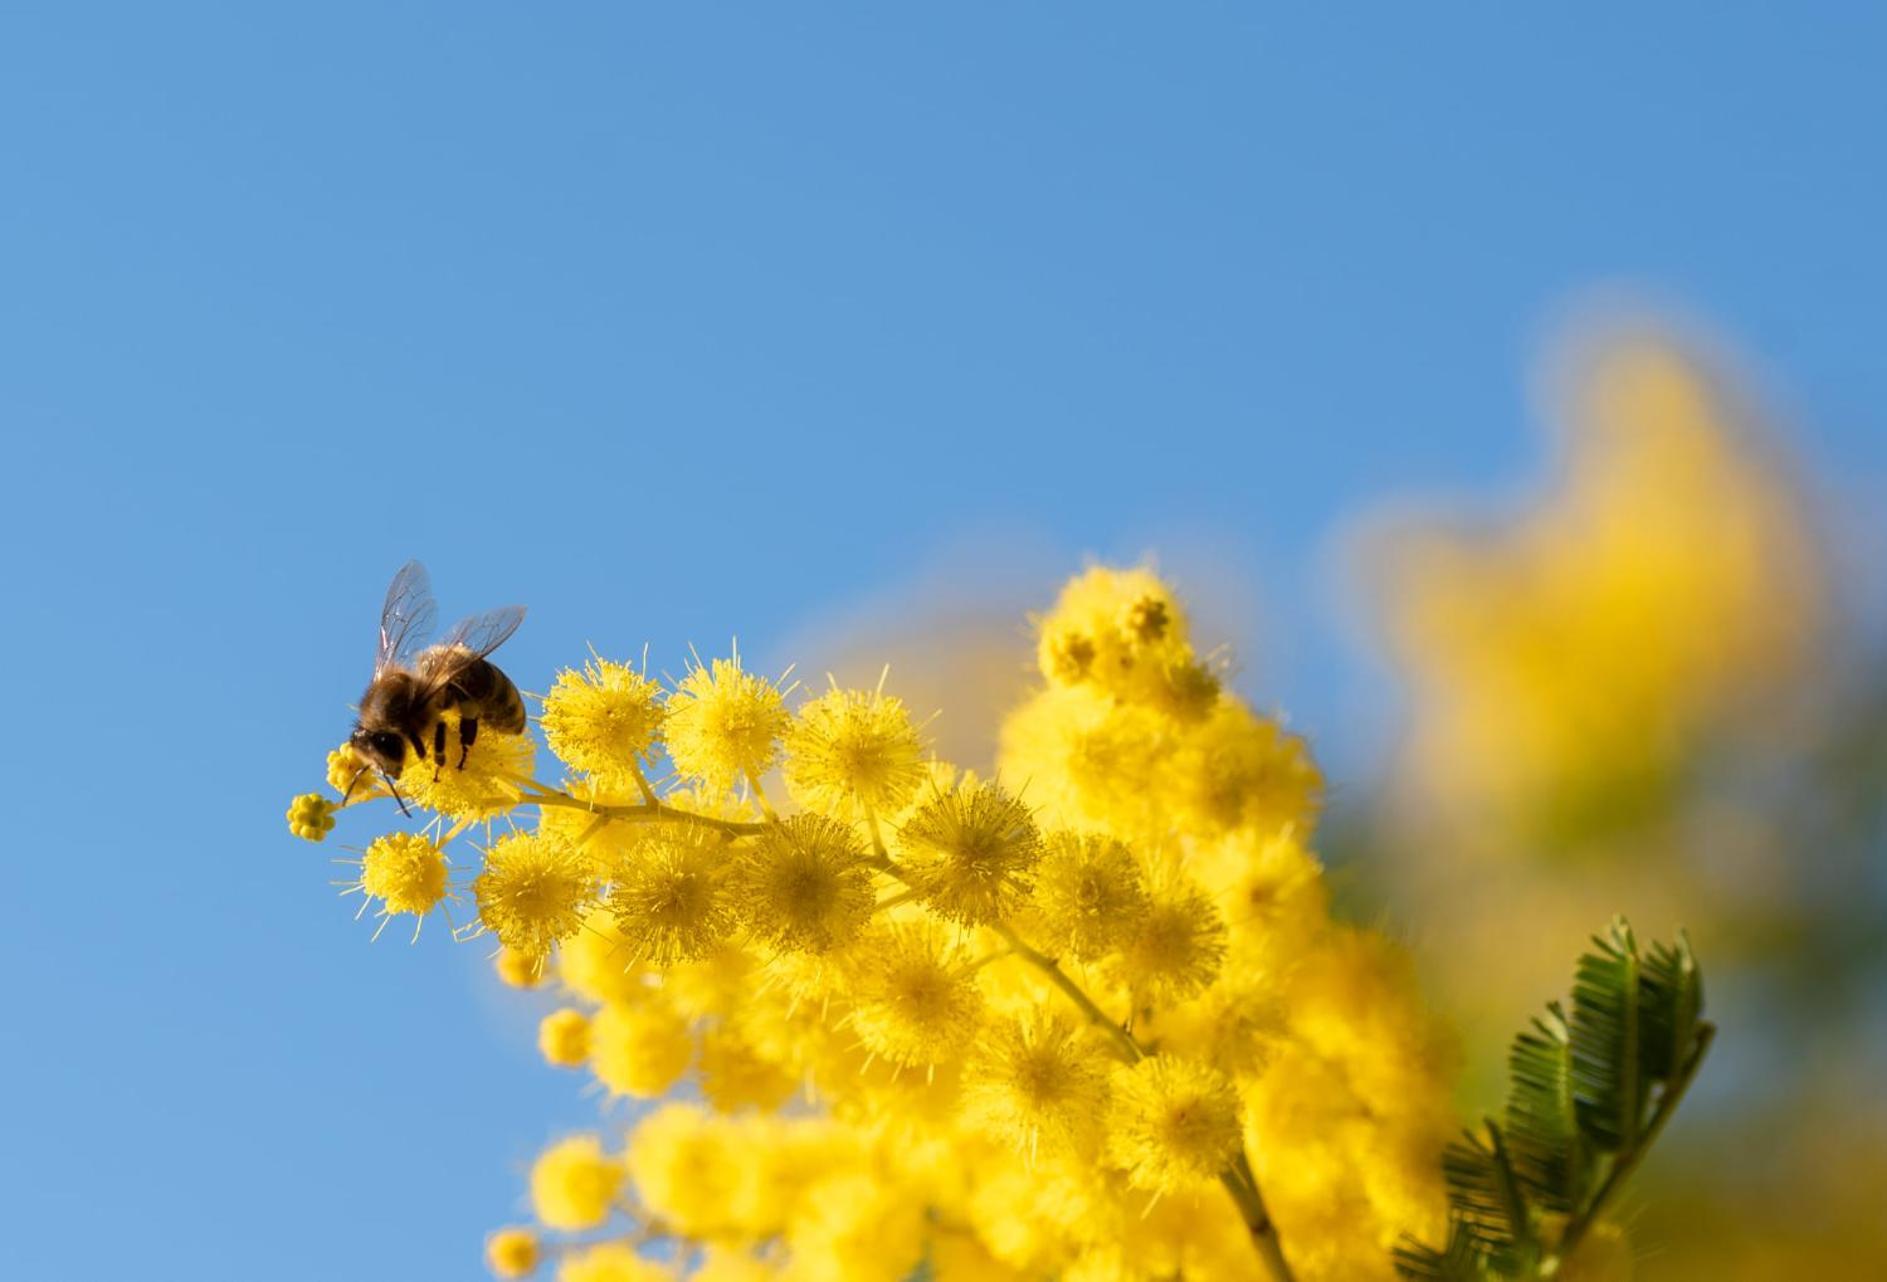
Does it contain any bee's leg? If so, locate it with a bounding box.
[432,720,447,781]
[458,716,478,769]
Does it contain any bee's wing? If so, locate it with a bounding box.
[376,560,439,674]
[438,605,526,661]
[415,604,527,695]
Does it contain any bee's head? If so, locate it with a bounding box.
[350,723,408,775]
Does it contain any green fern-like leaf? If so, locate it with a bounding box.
[1638,931,1701,1083]
[1503,1002,1581,1211]
[1393,1224,1489,1280]
[1439,1123,1532,1270]
[1569,918,1643,1152]
[1392,919,1712,1279]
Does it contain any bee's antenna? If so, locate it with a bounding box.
[383,771,412,819]
[342,764,371,805]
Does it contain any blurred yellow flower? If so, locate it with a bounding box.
[529,1135,623,1231]
[556,1243,671,1282]
[1370,336,1823,844]
[537,1008,591,1069]
[589,997,693,1099]
[484,1226,539,1279]
[782,1171,926,1282]
[626,1104,742,1238]
[555,909,648,1007]
[495,945,550,989]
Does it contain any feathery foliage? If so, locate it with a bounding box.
[1394,918,1713,1280]
[1503,1004,1580,1213]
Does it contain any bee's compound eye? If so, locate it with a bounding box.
[371,732,404,759]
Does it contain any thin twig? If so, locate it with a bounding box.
[524,788,766,837]
[985,924,1296,1282]
[988,922,1142,1063]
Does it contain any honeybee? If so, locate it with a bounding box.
[345,561,526,805]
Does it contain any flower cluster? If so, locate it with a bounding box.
[292,567,1570,1282]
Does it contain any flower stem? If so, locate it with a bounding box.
[523,786,766,837]
[630,763,660,806]
[1223,1152,1296,1282]
[869,867,1298,1282]
[987,925,1296,1282]
[744,771,779,820]
[988,922,1143,1064]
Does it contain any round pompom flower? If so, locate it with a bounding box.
[286,792,336,842]
[1107,1055,1243,1194]
[540,657,665,784]
[1145,654,1224,724]
[473,831,598,959]
[689,1249,775,1282]
[847,922,985,1071]
[588,998,693,1098]
[557,908,650,1007]
[358,832,450,920]
[484,1227,539,1279]
[495,945,550,989]
[1172,702,1322,839]
[1205,827,1328,967]
[664,651,790,797]
[538,1008,591,1068]
[721,1115,848,1238]
[608,826,735,966]
[1110,869,1227,1008]
[782,685,928,818]
[529,1134,624,1231]
[556,1243,672,1282]
[1027,831,1147,961]
[626,1104,742,1238]
[1034,565,1192,701]
[896,779,1044,925]
[399,724,536,820]
[698,1023,798,1113]
[787,1171,927,1282]
[996,685,1176,842]
[733,813,874,955]
[964,1011,1112,1162]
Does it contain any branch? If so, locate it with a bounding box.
[987,922,1297,1282]
[520,784,767,837]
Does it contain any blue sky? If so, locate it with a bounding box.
[2,6,1882,1279]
